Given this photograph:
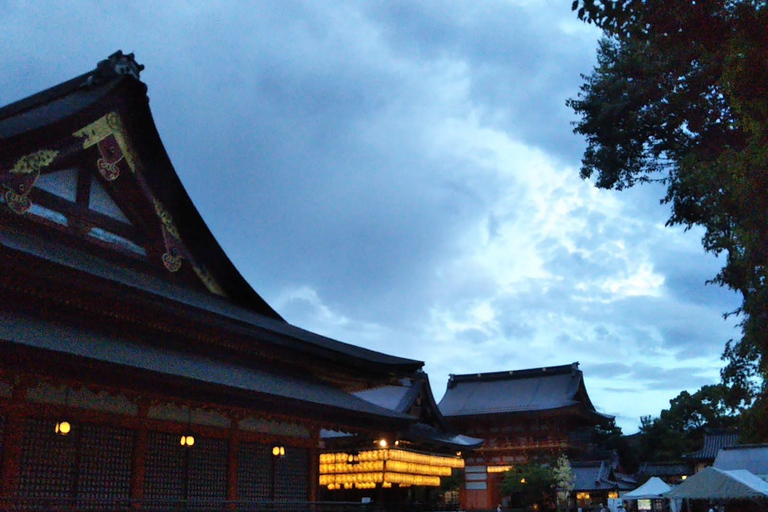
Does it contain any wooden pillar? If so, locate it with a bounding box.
[308,429,320,501]
[130,404,149,508]
[227,420,239,505]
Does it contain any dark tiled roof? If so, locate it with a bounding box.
[0,52,143,131]
[684,429,739,461]
[0,307,412,426]
[438,362,611,419]
[570,460,635,492]
[714,444,768,476]
[572,461,618,492]
[355,380,421,413]
[353,373,484,450]
[0,228,423,374]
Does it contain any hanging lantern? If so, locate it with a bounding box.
[55,420,71,436]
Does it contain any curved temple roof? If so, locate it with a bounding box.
[0,51,423,379]
[438,362,612,421]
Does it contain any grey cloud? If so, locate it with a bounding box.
[361,0,601,163]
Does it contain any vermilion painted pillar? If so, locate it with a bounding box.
[308,445,319,501]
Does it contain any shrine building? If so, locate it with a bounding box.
[0,51,428,510]
[438,362,612,510]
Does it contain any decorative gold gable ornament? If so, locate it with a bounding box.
[73,112,139,181]
[1,150,59,214]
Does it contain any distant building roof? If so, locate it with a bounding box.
[572,460,633,492]
[338,372,484,450]
[438,362,612,421]
[684,429,739,461]
[714,444,768,477]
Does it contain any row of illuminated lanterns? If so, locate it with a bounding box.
[320,472,441,487]
[320,460,452,476]
[327,482,399,490]
[320,449,464,468]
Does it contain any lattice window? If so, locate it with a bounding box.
[77,424,134,508]
[274,447,308,502]
[19,418,78,501]
[237,442,271,502]
[188,437,227,509]
[144,431,186,504]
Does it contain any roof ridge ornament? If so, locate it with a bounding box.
[84,51,145,87]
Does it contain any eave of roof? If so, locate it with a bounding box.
[0,227,423,375]
[446,363,579,385]
[0,306,414,430]
[333,372,484,451]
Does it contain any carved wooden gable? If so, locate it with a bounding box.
[0,110,225,297]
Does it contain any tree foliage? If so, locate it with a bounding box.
[592,419,639,473]
[637,384,740,461]
[501,461,557,511]
[568,0,768,431]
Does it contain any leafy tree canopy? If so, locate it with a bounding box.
[568,0,768,431]
[593,419,639,473]
[501,461,557,511]
[637,383,740,461]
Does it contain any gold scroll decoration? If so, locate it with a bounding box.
[71,114,225,297]
[1,150,59,214]
[154,199,184,272]
[153,199,226,295]
[73,112,139,181]
[192,266,226,296]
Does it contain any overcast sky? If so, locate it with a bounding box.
[1,1,741,432]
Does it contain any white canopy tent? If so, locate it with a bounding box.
[623,477,672,500]
[665,467,768,500]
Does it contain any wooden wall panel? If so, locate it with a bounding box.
[188,437,227,506]
[237,442,271,502]
[18,418,77,500]
[274,447,308,502]
[77,424,133,506]
[143,431,185,503]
